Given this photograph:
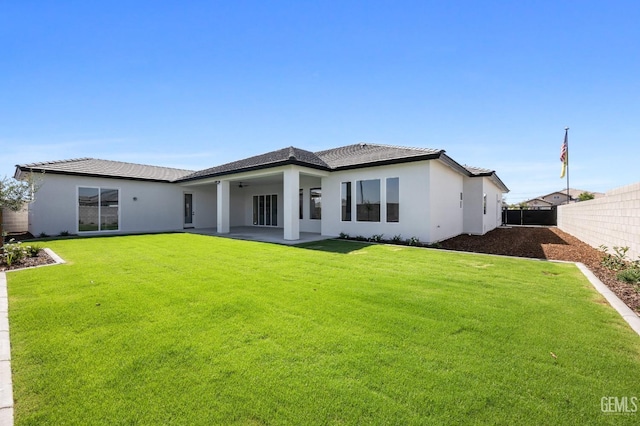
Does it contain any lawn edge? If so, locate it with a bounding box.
[0,272,14,426]
[575,262,640,337]
[1,248,65,426]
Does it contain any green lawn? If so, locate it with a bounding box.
[7,234,640,425]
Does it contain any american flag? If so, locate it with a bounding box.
[560,129,568,178]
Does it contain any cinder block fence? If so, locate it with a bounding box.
[1,207,29,233]
[558,182,640,261]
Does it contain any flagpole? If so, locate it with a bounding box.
[565,127,570,205]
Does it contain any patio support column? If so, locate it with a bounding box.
[217,180,230,234]
[283,167,300,240]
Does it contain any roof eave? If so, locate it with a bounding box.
[174,158,331,182]
[16,166,180,183]
[330,152,443,171]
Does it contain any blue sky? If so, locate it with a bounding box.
[2,1,638,203]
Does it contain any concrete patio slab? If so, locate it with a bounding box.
[185,226,331,245]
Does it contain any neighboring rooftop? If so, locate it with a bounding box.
[16,158,194,182]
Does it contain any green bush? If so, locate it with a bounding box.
[370,234,384,243]
[1,240,28,267]
[406,236,420,246]
[599,245,630,271]
[24,244,42,257]
[617,268,640,285]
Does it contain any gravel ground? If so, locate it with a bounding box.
[440,226,640,314]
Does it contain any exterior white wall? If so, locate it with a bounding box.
[299,174,322,233]
[558,182,640,260]
[463,177,483,235]
[462,176,504,235]
[28,173,216,236]
[321,161,432,242]
[1,207,28,233]
[429,161,464,242]
[482,177,504,234]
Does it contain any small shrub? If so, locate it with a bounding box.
[2,240,28,267]
[339,232,350,239]
[59,231,70,237]
[391,234,403,243]
[427,242,442,249]
[38,232,49,238]
[25,244,42,257]
[354,235,367,242]
[370,234,384,243]
[599,245,630,271]
[406,236,420,246]
[617,268,640,285]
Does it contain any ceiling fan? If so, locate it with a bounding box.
[238,181,250,188]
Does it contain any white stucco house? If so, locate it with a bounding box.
[14,143,508,243]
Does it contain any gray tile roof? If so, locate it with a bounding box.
[179,146,330,181]
[17,158,194,182]
[178,143,444,181]
[15,143,508,192]
[463,165,494,176]
[315,143,443,169]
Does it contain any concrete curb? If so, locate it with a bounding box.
[575,262,640,337]
[0,248,65,425]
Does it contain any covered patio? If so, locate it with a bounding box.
[184,226,331,245]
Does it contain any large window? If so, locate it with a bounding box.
[341,182,352,221]
[78,187,119,232]
[310,188,321,219]
[253,194,278,226]
[386,178,399,222]
[356,179,380,222]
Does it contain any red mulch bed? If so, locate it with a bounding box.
[439,226,640,314]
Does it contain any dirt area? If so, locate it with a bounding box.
[440,226,640,314]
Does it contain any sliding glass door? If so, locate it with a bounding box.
[252,194,278,226]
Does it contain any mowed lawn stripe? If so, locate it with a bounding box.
[7,234,640,425]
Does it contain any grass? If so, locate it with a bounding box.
[7,234,640,425]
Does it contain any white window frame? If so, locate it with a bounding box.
[77,186,121,233]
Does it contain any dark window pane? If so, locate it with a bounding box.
[266,195,271,226]
[259,195,265,225]
[78,187,99,231]
[356,180,380,222]
[341,182,351,221]
[310,188,321,220]
[100,188,119,230]
[272,194,277,226]
[386,178,399,222]
[299,189,303,219]
[253,196,258,225]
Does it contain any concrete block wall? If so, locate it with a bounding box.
[558,182,640,261]
[1,207,29,233]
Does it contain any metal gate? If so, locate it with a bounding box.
[502,207,557,226]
